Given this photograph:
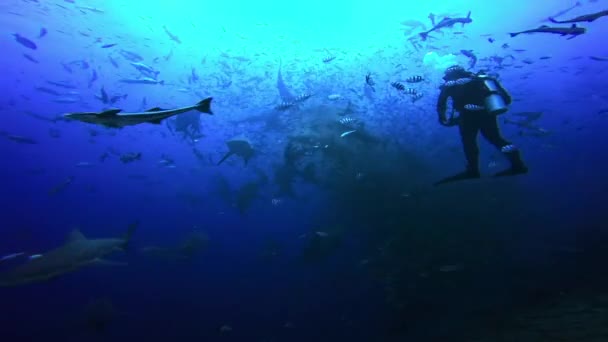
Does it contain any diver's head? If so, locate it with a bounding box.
[442,65,472,81]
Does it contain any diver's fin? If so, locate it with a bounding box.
[433,169,481,186]
[195,97,213,115]
[98,109,122,116]
[493,166,528,178]
[217,151,233,165]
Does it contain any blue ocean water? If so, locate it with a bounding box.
[1,0,608,341]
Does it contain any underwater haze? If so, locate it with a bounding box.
[1,0,608,341]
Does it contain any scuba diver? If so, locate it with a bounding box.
[435,65,528,185]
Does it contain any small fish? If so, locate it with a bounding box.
[402,88,417,95]
[97,86,109,103]
[119,49,143,62]
[88,69,98,88]
[502,43,510,49]
[77,6,105,13]
[406,75,424,83]
[53,96,80,103]
[60,62,73,73]
[101,43,117,48]
[391,82,405,91]
[5,134,38,144]
[322,55,336,63]
[589,56,608,62]
[365,72,375,92]
[488,38,495,43]
[130,62,159,79]
[28,254,43,260]
[274,93,313,111]
[411,93,424,102]
[274,102,294,111]
[163,25,182,44]
[49,176,74,196]
[23,54,39,63]
[108,55,119,68]
[339,116,356,126]
[13,33,37,49]
[119,78,164,85]
[340,130,357,138]
[35,86,62,96]
[38,27,47,38]
[68,59,89,69]
[327,94,341,100]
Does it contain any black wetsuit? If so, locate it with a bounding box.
[437,77,516,172]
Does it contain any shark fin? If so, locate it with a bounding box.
[148,118,163,124]
[120,221,138,250]
[217,152,233,165]
[98,109,122,116]
[93,259,128,266]
[195,97,213,115]
[146,107,164,112]
[67,229,86,243]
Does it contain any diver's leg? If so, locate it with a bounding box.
[460,118,481,174]
[480,117,528,176]
[434,118,480,186]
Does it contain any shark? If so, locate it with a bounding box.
[217,137,254,166]
[0,223,137,287]
[509,24,586,39]
[419,11,472,41]
[64,97,213,128]
[549,9,608,24]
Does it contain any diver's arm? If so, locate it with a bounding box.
[436,87,450,125]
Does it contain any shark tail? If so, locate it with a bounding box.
[196,97,214,115]
[466,11,471,19]
[121,221,138,249]
[217,152,233,165]
[419,32,428,41]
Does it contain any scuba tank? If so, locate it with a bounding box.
[476,74,509,115]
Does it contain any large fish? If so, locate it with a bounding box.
[64,98,213,128]
[0,224,137,287]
